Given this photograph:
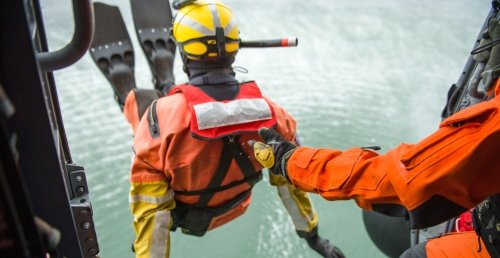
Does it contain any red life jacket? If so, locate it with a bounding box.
[168,81,277,139]
[166,81,276,236]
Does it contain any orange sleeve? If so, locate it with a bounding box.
[287,92,500,215]
[287,146,403,210]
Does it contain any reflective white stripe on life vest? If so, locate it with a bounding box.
[150,210,170,258]
[277,185,315,232]
[129,189,174,204]
[193,98,272,130]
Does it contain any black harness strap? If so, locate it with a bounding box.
[174,173,260,196]
[180,135,261,208]
[175,135,262,196]
[193,136,234,207]
[231,136,262,187]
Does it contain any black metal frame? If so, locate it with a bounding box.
[0,0,98,257]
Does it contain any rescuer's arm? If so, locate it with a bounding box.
[258,127,464,213]
[286,144,402,210]
[129,118,175,258]
[257,97,500,217]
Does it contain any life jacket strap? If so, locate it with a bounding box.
[173,135,261,207]
[194,136,234,207]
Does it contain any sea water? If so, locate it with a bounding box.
[40,0,490,257]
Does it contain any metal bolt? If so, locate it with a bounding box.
[76,186,85,194]
[88,248,97,255]
[75,175,82,182]
[82,222,91,230]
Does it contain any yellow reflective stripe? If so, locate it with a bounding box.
[277,185,317,232]
[129,189,174,205]
[150,210,170,258]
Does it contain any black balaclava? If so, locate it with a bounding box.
[183,55,240,101]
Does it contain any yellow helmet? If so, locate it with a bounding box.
[172,0,240,61]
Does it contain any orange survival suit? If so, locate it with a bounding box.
[123,81,319,258]
[282,77,500,257]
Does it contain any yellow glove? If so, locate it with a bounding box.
[248,140,275,169]
[248,128,297,179]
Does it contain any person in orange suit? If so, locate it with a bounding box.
[253,13,500,258]
[102,1,345,258]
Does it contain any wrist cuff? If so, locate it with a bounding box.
[280,148,295,181]
[296,225,319,239]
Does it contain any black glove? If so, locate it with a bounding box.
[299,227,346,258]
[257,128,296,179]
[305,234,346,258]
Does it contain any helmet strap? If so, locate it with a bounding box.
[180,52,190,77]
[215,27,227,58]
